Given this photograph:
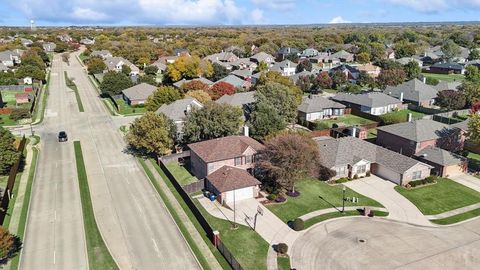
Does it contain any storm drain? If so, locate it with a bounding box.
[358,238,367,243]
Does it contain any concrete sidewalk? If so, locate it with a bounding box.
[450,174,480,193]
[299,206,388,221]
[345,176,432,226]
[426,202,480,220]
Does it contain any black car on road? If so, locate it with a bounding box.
[58,131,68,142]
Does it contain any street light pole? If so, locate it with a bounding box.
[342,185,346,213]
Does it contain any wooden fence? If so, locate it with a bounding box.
[0,136,27,225]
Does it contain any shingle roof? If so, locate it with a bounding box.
[434,80,461,91]
[298,95,345,113]
[415,146,466,166]
[231,69,253,79]
[330,50,353,60]
[384,78,438,103]
[250,52,274,63]
[315,136,429,174]
[431,62,464,70]
[270,60,297,72]
[377,119,453,142]
[121,83,157,101]
[450,119,469,131]
[333,92,402,108]
[204,52,239,63]
[207,166,261,193]
[104,56,139,72]
[217,75,246,88]
[278,47,300,55]
[173,78,214,88]
[396,57,423,66]
[156,97,203,121]
[188,135,265,163]
[0,62,7,71]
[216,91,255,106]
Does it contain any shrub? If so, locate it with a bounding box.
[275,196,286,203]
[291,218,304,231]
[366,171,371,177]
[381,112,406,125]
[334,177,350,184]
[353,174,359,179]
[408,176,437,188]
[311,120,330,130]
[9,108,30,121]
[276,243,288,254]
[267,194,277,201]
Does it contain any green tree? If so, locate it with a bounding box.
[54,42,68,53]
[295,59,312,73]
[145,86,182,111]
[144,65,159,75]
[121,64,132,76]
[468,49,480,60]
[435,90,466,110]
[0,71,18,86]
[468,114,480,145]
[331,70,347,89]
[15,65,45,81]
[465,65,480,83]
[256,71,302,103]
[357,71,375,88]
[461,81,480,105]
[182,102,243,143]
[99,71,134,96]
[255,61,269,73]
[0,127,20,175]
[137,75,156,85]
[394,41,417,58]
[209,62,229,81]
[21,49,45,69]
[441,40,461,61]
[370,42,386,62]
[86,57,106,74]
[356,52,371,64]
[126,112,176,156]
[377,68,406,88]
[248,102,286,139]
[403,61,421,80]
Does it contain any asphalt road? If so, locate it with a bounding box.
[20,53,200,270]
[20,55,88,270]
[292,217,480,270]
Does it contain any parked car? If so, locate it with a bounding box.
[58,131,68,142]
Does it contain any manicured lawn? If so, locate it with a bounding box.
[165,162,198,186]
[73,141,119,270]
[0,114,17,126]
[115,98,146,115]
[422,73,465,82]
[266,178,383,223]
[382,109,425,121]
[395,178,480,215]
[194,198,269,270]
[303,210,389,229]
[277,256,291,270]
[431,208,480,225]
[320,114,375,128]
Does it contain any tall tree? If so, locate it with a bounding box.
[0,226,20,264]
[255,61,269,73]
[256,71,302,103]
[15,65,45,81]
[356,52,371,64]
[465,65,480,83]
[403,61,421,80]
[295,59,312,73]
[182,103,243,143]
[145,86,182,111]
[468,113,480,145]
[99,71,134,96]
[331,70,347,89]
[435,90,466,110]
[296,75,315,93]
[315,71,333,89]
[208,81,236,100]
[86,57,106,74]
[441,40,461,61]
[468,49,480,61]
[461,81,480,105]
[144,65,159,75]
[121,64,132,76]
[0,127,20,175]
[126,112,176,156]
[377,68,406,88]
[166,55,212,82]
[185,90,212,104]
[209,62,229,81]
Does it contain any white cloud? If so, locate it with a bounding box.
[329,16,351,24]
[251,0,296,11]
[71,7,110,21]
[250,9,265,24]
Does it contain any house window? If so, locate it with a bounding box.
[356,165,367,174]
[336,167,346,176]
[412,171,422,180]
[234,157,243,166]
[245,155,253,164]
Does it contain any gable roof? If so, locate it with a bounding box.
[231,69,253,79]
[330,64,359,74]
[104,56,139,72]
[396,57,423,66]
[377,119,453,142]
[204,52,239,63]
[431,62,464,70]
[330,50,353,60]
[298,95,345,113]
[450,119,469,132]
[316,136,430,174]
[384,78,438,103]
[188,135,265,163]
[270,60,297,72]
[207,166,261,192]
[217,75,246,88]
[250,52,275,63]
[333,92,402,108]
[216,91,255,106]
[173,78,214,88]
[415,146,466,166]
[156,97,203,121]
[121,83,157,100]
[434,80,462,91]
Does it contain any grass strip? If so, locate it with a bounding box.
[64,71,84,112]
[303,210,389,229]
[277,256,291,270]
[431,208,480,225]
[138,158,215,270]
[148,160,232,269]
[33,71,50,124]
[73,141,118,270]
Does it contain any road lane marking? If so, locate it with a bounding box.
[53,250,56,264]
[151,238,160,258]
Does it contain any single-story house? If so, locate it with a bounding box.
[300,48,319,58]
[156,97,203,136]
[330,50,354,62]
[384,78,438,107]
[298,95,346,122]
[173,78,214,89]
[270,60,297,76]
[231,58,257,71]
[104,56,140,75]
[217,75,251,90]
[356,63,381,78]
[250,52,275,65]
[396,57,423,67]
[91,50,112,59]
[188,135,265,179]
[434,80,462,91]
[276,47,300,61]
[289,70,317,84]
[428,62,465,75]
[206,165,261,204]
[330,64,360,83]
[414,146,467,177]
[316,136,433,186]
[376,119,465,156]
[122,83,157,105]
[216,91,255,120]
[332,92,403,116]
[204,52,239,63]
[15,93,30,104]
[231,69,253,81]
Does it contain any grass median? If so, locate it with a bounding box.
[32,71,50,124]
[73,141,118,270]
[64,71,84,112]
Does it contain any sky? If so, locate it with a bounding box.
[0,0,480,26]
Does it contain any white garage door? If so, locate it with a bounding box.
[375,165,402,185]
[225,187,253,204]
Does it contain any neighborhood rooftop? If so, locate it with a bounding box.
[216,91,255,106]
[384,78,438,102]
[121,83,157,101]
[298,95,345,113]
[207,165,261,193]
[377,119,455,142]
[333,92,402,108]
[415,146,466,166]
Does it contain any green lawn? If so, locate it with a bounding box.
[395,178,480,215]
[64,71,84,112]
[277,256,291,270]
[115,98,146,115]
[431,208,480,225]
[165,162,198,186]
[367,128,377,139]
[73,141,119,270]
[467,152,480,172]
[194,198,269,270]
[422,73,465,82]
[266,178,383,223]
[322,89,338,94]
[303,210,389,229]
[320,114,375,128]
[382,109,426,121]
[1,90,33,110]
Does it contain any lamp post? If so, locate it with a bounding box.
[342,185,346,213]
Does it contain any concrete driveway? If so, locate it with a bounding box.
[291,217,480,270]
[450,173,480,193]
[344,176,431,226]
